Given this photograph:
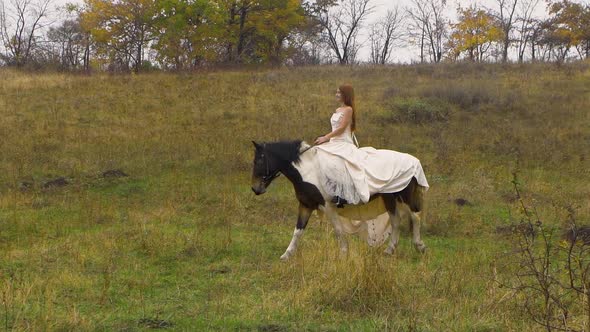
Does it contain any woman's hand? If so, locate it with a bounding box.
[314,136,330,145]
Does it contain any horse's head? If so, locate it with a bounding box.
[251,141,281,195]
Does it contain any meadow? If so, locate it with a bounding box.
[0,63,589,331]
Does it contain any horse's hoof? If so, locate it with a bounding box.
[415,243,427,254]
[383,247,395,255]
[338,249,349,259]
[280,253,291,261]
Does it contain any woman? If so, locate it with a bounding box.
[314,84,362,207]
[314,84,429,208]
[314,84,357,146]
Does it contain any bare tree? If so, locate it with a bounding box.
[490,0,519,63]
[0,0,52,67]
[526,18,544,62]
[222,0,256,63]
[285,4,325,65]
[406,0,447,63]
[313,0,374,65]
[514,0,540,62]
[369,7,404,64]
[537,16,573,63]
[46,19,88,70]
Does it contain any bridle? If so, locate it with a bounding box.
[260,144,281,184]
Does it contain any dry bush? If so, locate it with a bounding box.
[384,97,451,124]
[496,173,590,331]
[418,80,520,113]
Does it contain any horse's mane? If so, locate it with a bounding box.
[264,140,304,164]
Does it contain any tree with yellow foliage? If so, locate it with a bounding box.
[544,0,590,61]
[218,0,306,64]
[80,0,158,72]
[79,0,306,69]
[250,0,306,65]
[447,6,503,62]
[151,0,219,70]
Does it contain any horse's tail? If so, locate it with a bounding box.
[402,177,424,213]
[401,177,426,233]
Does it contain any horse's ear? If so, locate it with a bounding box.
[252,141,262,150]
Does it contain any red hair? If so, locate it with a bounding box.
[339,84,356,132]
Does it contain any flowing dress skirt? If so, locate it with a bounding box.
[315,140,429,205]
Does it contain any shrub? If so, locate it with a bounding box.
[387,97,450,124]
[495,174,590,331]
[419,80,519,112]
[421,81,492,109]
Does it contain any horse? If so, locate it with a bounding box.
[251,140,428,261]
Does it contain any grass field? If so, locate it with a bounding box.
[1,63,589,331]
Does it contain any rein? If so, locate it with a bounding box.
[299,145,314,155]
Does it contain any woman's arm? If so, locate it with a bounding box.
[314,107,352,145]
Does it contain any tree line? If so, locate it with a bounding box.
[0,0,589,72]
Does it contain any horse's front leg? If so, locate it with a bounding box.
[324,205,348,256]
[281,204,313,261]
[382,194,400,255]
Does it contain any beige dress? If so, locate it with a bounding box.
[315,111,429,204]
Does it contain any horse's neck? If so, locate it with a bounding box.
[273,142,316,187]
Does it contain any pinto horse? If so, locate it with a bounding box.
[251,140,427,260]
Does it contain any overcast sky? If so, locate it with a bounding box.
[48,0,551,63]
[361,0,549,63]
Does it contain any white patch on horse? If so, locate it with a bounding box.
[293,142,320,190]
[281,228,304,261]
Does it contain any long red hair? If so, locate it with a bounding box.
[339,84,356,132]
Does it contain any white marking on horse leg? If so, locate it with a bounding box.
[410,211,427,253]
[324,206,348,256]
[281,228,304,261]
[384,210,401,255]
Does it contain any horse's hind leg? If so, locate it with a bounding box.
[384,210,401,255]
[408,185,427,253]
[410,211,427,253]
[281,204,312,261]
